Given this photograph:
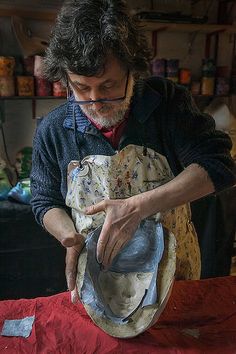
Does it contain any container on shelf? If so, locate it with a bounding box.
[151,58,166,77]
[53,81,67,97]
[201,58,216,95]
[17,76,35,96]
[201,77,215,95]
[166,59,179,76]
[0,76,15,96]
[215,77,230,95]
[23,56,35,76]
[34,55,44,78]
[179,68,191,86]
[0,57,15,76]
[35,77,52,96]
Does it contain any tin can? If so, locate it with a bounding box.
[23,56,35,76]
[34,55,44,77]
[201,77,215,95]
[151,58,166,77]
[17,76,35,96]
[179,68,191,85]
[0,76,15,96]
[53,81,67,97]
[35,77,52,96]
[166,59,179,77]
[215,77,230,96]
[0,56,15,76]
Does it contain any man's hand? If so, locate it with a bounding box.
[86,197,142,270]
[43,208,85,304]
[64,235,85,304]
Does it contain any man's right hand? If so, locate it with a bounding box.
[64,234,85,304]
[43,208,85,304]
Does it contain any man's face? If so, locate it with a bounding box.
[67,56,134,128]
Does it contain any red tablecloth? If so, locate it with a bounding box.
[0,276,236,354]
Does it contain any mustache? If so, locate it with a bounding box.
[87,105,114,114]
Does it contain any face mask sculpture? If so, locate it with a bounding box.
[66,145,176,338]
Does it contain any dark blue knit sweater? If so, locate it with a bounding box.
[30,77,236,225]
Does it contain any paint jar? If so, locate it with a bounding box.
[201,77,215,95]
[17,76,35,96]
[0,76,15,96]
[53,81,67,97]
[215,77,230,96]
[0,56,15,76]
[151,58,166,77]
[179,68,191,86]
[23,56,35,76]
[34,55,44,77]
[35,77,52,96]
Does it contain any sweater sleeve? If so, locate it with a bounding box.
[169,86,236,191]
[30,123,70,226]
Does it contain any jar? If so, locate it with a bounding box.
[179,68,191,85]
[0,76,15,96]
[201,77,215,95]
[151,58,166,77]
[0,56,15,76]
[35,77,52,96]
[17,76,35,96]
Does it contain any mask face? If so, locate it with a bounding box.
[77,220,176,337]
[98,271,153,318]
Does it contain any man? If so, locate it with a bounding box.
[30,0,236,304]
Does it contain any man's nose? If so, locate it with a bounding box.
[89,89,104,110]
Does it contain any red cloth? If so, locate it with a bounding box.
[0,276,236,354]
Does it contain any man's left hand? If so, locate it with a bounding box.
[85,197,142,269]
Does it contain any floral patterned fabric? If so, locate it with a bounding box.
[66,144,200,280]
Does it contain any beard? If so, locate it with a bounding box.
[80,76,134,129]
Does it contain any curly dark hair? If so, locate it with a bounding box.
[43,0,151,83]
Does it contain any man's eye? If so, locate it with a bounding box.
[102,84,114,90]
[79,87,89,92]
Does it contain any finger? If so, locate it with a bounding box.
[96,224,110,264]
[103,238,127,269]
[85,200,107,215]
[71,286,79,304]
[65,247,80,291]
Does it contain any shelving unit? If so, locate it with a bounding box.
[140,21,236,34]
[0,96,66,120]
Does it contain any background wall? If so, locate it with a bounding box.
[0,0,235,165]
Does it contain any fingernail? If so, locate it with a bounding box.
[71,292,78,304]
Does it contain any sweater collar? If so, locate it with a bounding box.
[63,79,162,132]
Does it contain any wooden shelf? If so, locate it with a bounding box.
[139,21,236,34]
[0,96,66,100]
[0,6,57,22]
[1,6,236,34]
